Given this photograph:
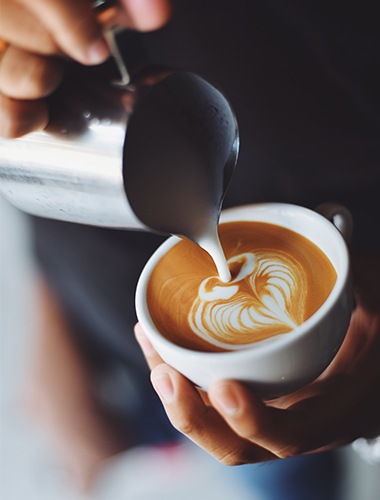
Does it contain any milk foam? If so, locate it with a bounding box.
[197,229,231,282]
[188,251,306,349]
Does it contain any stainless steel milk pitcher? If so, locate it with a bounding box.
[0,63,239,240]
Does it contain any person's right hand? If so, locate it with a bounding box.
[0,0,171,138]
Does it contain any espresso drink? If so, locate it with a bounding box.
[147,221,337,352]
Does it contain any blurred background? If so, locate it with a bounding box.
[2,195,380,500]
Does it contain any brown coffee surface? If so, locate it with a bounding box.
[147,221,337,352]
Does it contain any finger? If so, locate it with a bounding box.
[210,379,359,456]
[0,93,49,138]
[151,363,276,465]
[134,322,165,370]
[19,0,109,65]
[0,0,58,55]
[209,380,311,459]
[19,0,171,65]
[119,0,171,31]
[1,0,172,64]
[0,46,64,100]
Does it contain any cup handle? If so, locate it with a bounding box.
[315,202,353,243]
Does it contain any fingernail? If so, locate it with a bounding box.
[84,38,109,64]
[212,384,240,415]
[152,372,174,403]
[136,335,155,357]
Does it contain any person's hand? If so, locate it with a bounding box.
[135,248,380,465]
[0,0,171,137]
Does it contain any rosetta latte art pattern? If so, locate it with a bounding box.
[188,251,307,349]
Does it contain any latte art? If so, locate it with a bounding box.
[189,251,306,349]
[147,221,337,352]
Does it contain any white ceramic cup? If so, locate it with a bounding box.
[136,203,353,398]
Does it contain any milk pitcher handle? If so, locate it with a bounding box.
[94,0,131,86]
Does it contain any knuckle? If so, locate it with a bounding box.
[171,414,199,436]
[0,51,62,100]
[17,75,46,100]
[0,118,23,138]
[21,63,49,99]
[0,100,22,138]
[169,404,210,439]
[275,440,307,459]
[26,59,60,98]
[244,421,263,440]
[0,95,48,138]
[217,445,251,466]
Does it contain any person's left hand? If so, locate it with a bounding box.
[135,248,380,465]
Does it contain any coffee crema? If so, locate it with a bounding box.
[147,221,337,352]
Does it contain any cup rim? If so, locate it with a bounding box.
[136,203,351,359]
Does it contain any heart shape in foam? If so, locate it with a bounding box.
[188,251,307,350]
